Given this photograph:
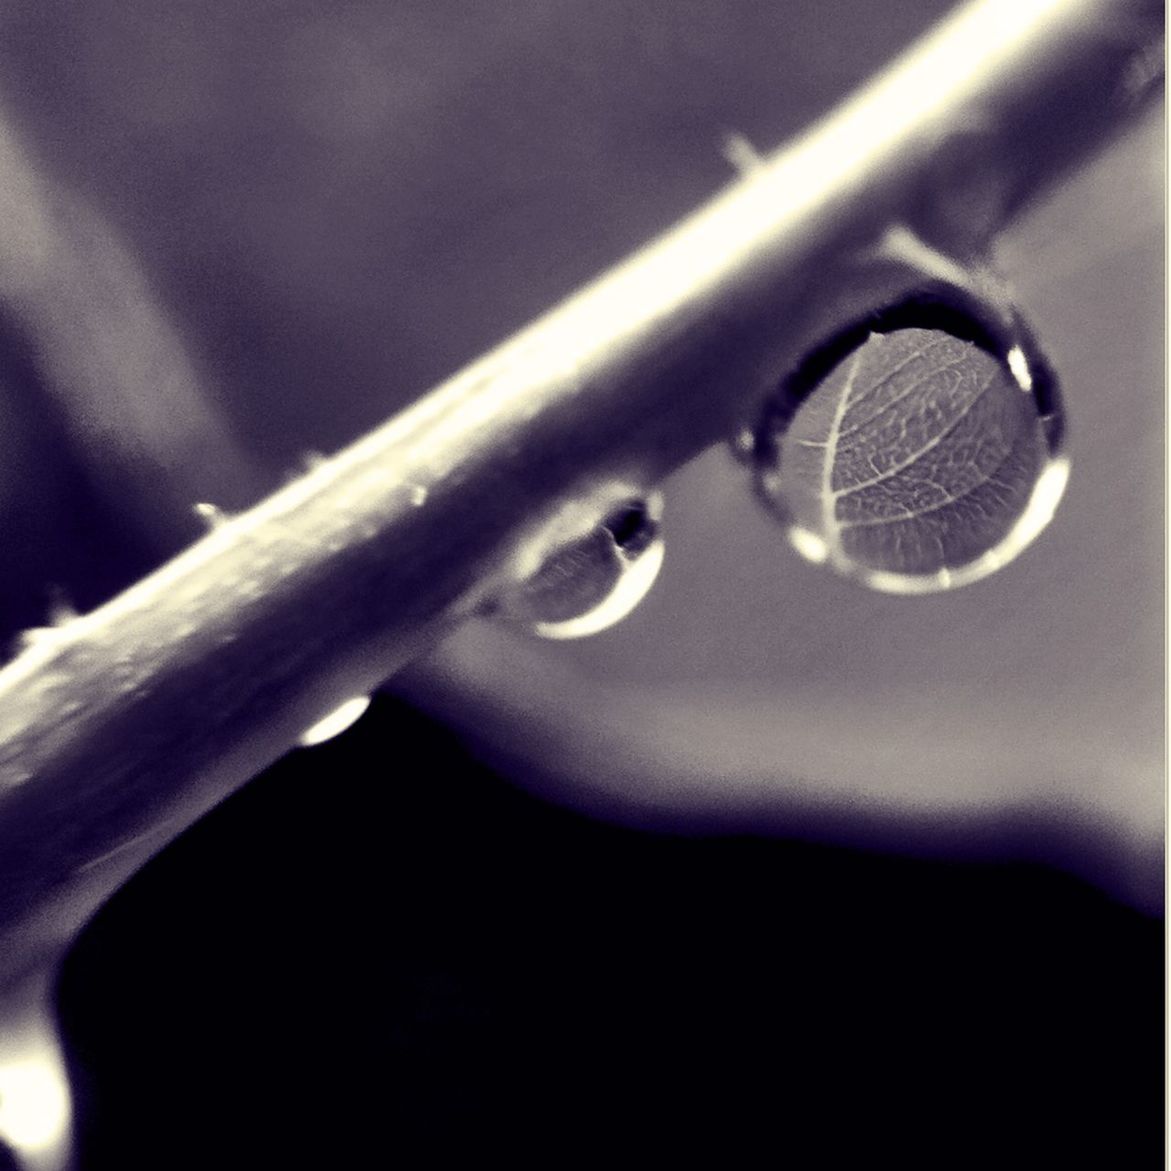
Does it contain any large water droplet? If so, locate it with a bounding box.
[494,495,665,639]
[752,310,1066,593]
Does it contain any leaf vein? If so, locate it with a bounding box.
[831,367,999,500]
[820,347,866,553]
[836,451,1012,529]
[835,351,972,441]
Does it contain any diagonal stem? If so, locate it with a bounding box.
[0,0,1161,982]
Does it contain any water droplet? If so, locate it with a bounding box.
[494,495,665,639]
[409,484,428,507]
[751,312,1066,593]
[298,695,371,747]
[0,970,74,1171]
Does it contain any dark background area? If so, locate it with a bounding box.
[0,1,1159,1165]
[57,695,1164,1167]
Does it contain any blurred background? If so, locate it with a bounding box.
[0,1,1161,1166]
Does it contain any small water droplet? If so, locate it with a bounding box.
[494,494,665,639]
[409,484,428,507]
[0,970,74,1171]
[751,308,1066,593]
[298,695,371,746]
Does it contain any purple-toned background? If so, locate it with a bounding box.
[0,0,1160,896]
[0,3,1160,1166]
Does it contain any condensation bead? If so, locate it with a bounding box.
[753,323,1066,593]
[493,495,665,639]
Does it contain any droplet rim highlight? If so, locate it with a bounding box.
[749,285,1067,593]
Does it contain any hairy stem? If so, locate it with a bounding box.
[0,0,1161,981]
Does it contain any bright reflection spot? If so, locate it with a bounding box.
[1007,454,1069,550]
[1006,345,1033,390]
[0,1058,70,1156]
[856,457,1069,595]
[0,987,73,1171]
[788,527,830,565]
[534,539,665,640]
[298,696,371,747]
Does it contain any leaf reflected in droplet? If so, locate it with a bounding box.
[756,327,1067,592]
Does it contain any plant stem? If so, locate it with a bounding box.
[0,0,1161,981]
